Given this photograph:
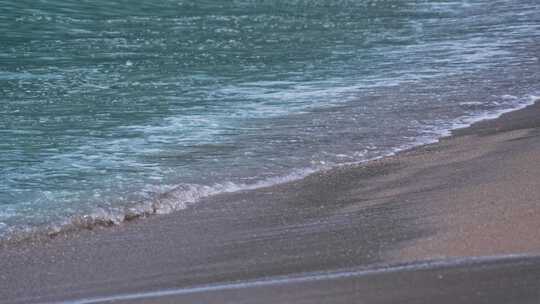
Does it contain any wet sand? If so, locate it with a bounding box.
[95,255,540,304]
[1,101,540,303]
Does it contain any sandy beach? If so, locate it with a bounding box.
[1,101,540,303]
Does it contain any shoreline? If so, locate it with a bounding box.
[1,100,540,303]
[2,96,537,245]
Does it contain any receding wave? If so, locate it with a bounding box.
[0,168,319,243]
[2,94,537,244]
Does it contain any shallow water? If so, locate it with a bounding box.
[1,0,539,237]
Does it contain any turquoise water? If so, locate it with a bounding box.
[1,0,539,238]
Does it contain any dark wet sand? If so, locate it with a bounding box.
[107,255,540,304]
[1,101,540,303]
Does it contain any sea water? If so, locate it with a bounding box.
[1,0,539,238]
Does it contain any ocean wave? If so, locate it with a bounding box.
[3,93,538,244]
[0,167,320,243]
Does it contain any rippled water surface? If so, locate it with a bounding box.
[1,0,539,237]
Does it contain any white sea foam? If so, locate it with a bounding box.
[448,94,538,132]
[0,167,322,241]
[2,93,538,242]
[341,93,540,168]
[134,93,538,221]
